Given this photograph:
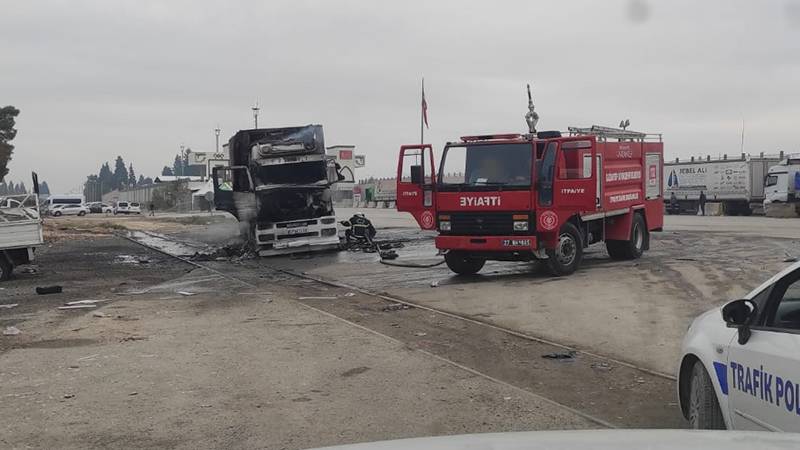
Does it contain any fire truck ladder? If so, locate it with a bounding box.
[568,125,662,142]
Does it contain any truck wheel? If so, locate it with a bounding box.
[546,222,583,276]
[0,257,12,281]
[688,361,726,430]
[444,251,485,275]
[606,214,647,260]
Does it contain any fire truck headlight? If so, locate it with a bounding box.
[439,221,451,231]
[513,221,529,231]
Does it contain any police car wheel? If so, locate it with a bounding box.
[688,361,726,430]
[546,222,583,276]
[444,251,485,275]
[0,257,12,281]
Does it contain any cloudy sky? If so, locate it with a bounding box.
[2,0,799,193]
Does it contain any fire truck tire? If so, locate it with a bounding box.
[0,256,12,282]
[444,251,485,275]
[546,222,583,276]
[606,213,646,260]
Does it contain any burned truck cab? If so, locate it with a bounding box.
[213,125,343,256]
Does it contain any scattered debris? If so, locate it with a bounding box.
[66,299,106,305]
[591,362,613,372]
[114,255,152,265]
[129,392,138,396]
[430,280,439,288]
[382,303,412,312]
[503,396,512,401]
[340,366,371,377]
[0,303,19,309]
[36,285,63,295]
[675,257,697,262]
[77,354,99,361]
[58,305,97,310]
[3,326,21,336]
[413,332,428,337]
[120,336,147,343]
[343,292,356,297]
[20,266,38,274]
[298,296,336,300]
[635,377,646,384]
[542,350,577,361]
[177,291,197,296]
[63,394,75,399]
[68,365,80,369]
[92,311,108,318]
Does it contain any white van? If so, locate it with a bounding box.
[113,201,141,215]
[43,195,84,215]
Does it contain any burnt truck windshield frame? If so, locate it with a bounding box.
[438,142,533,191]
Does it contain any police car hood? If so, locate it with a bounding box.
[312,430,800,450]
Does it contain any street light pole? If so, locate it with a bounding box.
[251,101,260,129]
[214,126,221,153]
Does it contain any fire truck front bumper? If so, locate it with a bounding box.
[435,235,539,252]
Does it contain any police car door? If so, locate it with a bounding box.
[728,268,800,431]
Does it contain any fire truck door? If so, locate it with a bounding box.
[552,139,597,212]
[396,145,437,230]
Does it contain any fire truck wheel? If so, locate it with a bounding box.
[606,213,647,260]
[0,257,12,282]
[546,222,583,276]
[444,251,485,275]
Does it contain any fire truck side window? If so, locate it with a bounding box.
[558,148,591,180]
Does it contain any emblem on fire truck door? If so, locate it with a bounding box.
[420,210,435,229]
[538,210,558,231]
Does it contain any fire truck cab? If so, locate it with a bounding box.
[396,125,664,276]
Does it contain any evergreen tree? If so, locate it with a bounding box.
[173,154,183,177]
[161,166,174,176]
[128,163,136,187]
[39,181,50,195]
[98,162,114,194]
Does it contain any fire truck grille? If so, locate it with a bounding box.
[446,212,519,235]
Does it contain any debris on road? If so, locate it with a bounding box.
[541,350,577,361]
[66,299,106,305]
[120,336,147,343]
[414,332,427,337]
[3,326,21,336]
[430,280,439,288]
[343,292,356,297]
[36,285,63,295]
[63,394,75,399]
[0,303,19,309]
[382,303,412,312]
[298,296,336,300]
[92,311,108,318]
[591,362,613,372]
[177,291,197,296]
[58,304,97,310]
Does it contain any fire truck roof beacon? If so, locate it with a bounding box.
[525,84,539,135]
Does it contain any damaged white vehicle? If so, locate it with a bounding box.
[213,125,345,256]
[0,173,44,281]
[678,261,800,431]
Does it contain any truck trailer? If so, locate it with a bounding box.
[764,153,800,216]
[396,93,664,276]
[663,154,781,215]
[213,125,345,256]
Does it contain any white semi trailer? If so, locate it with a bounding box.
[663,153,782,215]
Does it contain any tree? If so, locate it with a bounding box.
[0,105,20,182]
[173,154,183,177]
[128,163,136,187]
[161,166,174,176]
[113,156,128,190]
[39,181,50,195]
[84,175,100,202]
[142,176,153,185]
[98,162,113,194]
[18,181,26,194]
[137,174,145,186]
[0,181,6,195]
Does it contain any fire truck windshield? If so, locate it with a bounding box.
[438,142,533,190]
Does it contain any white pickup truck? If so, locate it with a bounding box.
[0,178,44,281]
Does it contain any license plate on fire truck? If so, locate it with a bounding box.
[286,227,308,235]
[502,239,531,247]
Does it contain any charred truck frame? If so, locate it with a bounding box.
[213,125,344,256]
[397,88,664,276]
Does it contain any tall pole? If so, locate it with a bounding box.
[420,78,424,145]
[214,126,221,153]
[740,119,745,153]
[252,101,260,129]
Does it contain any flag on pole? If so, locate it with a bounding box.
[421,79,429,129]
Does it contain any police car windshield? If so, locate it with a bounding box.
[439,143,532,189]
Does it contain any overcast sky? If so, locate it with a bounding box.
[2,0,799,193]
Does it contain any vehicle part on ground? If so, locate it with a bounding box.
[36,285,63,295]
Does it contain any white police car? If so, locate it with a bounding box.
[678,261,800,431]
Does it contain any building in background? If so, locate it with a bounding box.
[326,145,365,207]
[186,148,230,180]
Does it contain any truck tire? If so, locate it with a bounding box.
[0,256,12,282]
[444,251,485,275]
[688,361,726,430]
[606,213,647,260]
[546,222,583,276]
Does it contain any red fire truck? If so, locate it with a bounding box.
[396,123,664,276]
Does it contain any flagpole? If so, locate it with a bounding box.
[420,77,424,145]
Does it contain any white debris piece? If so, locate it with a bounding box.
[66,299,106,306]
[298,296,336,300]
[0,303,19,309]
[177,291,197,296]
[58,304,97,310]
[3,326,21,336]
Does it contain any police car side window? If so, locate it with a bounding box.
[765,274,800,331]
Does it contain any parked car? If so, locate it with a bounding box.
[113,201,141,215]
[50,204,89,217]
[677,261,800,431]
[88,202,113,214]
